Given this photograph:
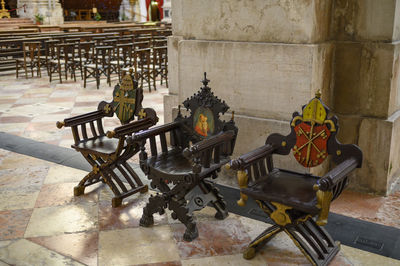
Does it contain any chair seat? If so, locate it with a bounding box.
[148,148,230,177]
[110,60,127,65]
[84,64,108,69]
[50,59,65,64]
[242,169,320,214]
[72,136,124,156]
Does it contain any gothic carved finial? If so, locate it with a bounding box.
[201,72,210,88]
[177,104,182,118]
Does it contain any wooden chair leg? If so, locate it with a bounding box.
[147,70,151,92]
[198,180,228,220]
[49,64,52,82]
[243,224,282,260]
[83,67,87,88]
[24,62,28,79]
[16,62,19,78]
[140,193,166,227]
[58,64,63,84]
[80,63,84,79]
[169,198,198,241]
[95,69,100,89]
[284,218,340,266]
[64,63,68,81]
[74,170,102,196]
[37,61,41,78]
[107,68,111,86]
[30,63,34,78]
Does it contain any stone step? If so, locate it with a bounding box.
[0,18,35,29]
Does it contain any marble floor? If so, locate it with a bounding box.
[0,72,399,265]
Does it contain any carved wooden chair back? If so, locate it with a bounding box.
[56,43,77,81]
[152,45,168,87]
[260,92,363,199]
[23,42,41,63]
[17,41,42,78]
[61,69,145,145]
[174,73,235,149]
[45,40,59,61]
[114,43,134,82]
[94,46,113,70]
[134,47,152,91]
[78,41,95,63]
[142,73,237,167]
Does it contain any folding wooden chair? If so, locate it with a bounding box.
[57,70,159,207]
[229,91,363,265]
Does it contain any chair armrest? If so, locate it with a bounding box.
[182,131,235,159]
[228,144,276,171]
[106,117,157,138]
[132,121,181,142]
[56,110,105,129]
[315,157,359,192]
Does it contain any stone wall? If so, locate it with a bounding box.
[166,0,400,195]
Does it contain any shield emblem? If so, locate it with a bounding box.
[292,122,330,168]
[112,74,136,124]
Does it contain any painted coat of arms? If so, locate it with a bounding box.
[112,74,137,124]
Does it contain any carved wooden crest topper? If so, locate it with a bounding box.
[180,73,229,139]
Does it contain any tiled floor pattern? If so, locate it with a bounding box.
[1,150,399,266]
[0,74,167,151]
[0,73,399,265]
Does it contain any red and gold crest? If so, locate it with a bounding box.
[293,123,330,167]
[291,91,336,168]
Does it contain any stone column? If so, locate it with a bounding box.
[166,0,400,195]
[17,0,63,25]
[331,0,400,194]
[166,0,334,175]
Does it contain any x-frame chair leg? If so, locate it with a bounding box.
[243,224,282,259]
[140,178,229,242]
[285,218,340,266]
[74,153,148,208]
[244,200,340,266]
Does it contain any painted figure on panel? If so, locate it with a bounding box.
[193,107,214,137]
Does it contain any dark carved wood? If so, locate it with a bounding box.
[136,73,238,241]
[229,92,363,266]
[57,71,158,207]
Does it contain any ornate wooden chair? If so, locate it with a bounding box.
[57,70,159,207]
[228,92,363,266]
[134,73,238,241]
